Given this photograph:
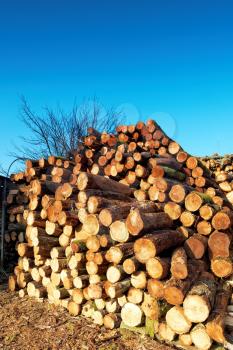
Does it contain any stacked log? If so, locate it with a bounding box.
[2,184,27,270]
[200,154,233,206]
[7,120,233,349]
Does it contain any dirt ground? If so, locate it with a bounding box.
[0,286,174,350]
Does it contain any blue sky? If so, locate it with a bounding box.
[0,0,233,171]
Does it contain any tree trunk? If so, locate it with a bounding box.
[206,283,231,344]
[170,247,188,280]
[121,302,144,327]
[166,306,192,334]
[183,273,217,323]
[146,257,170,279]
[126,209,172,236]
[77,172,133,195]
[134,230,186,263]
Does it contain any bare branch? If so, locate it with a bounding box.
[12,97,124,161]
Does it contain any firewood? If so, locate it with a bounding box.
[166,306,192,334]
[103,313,121,329]
[208,231,231,259]
[105,242,134,264]
[7,118,233,350]
[183,272,217,323]
[170,247,188,280]
[190,324,212,350]
[123,256,141,274]
[206,283,231,344]
[125,209,172,236]
[211,257,232,278]
[134,230,186,263]
[121,302,144,327]
[104,279,131,298]
[110,220,129,242]
[106,265,126,284]
[146,257,170,279]
[158,322,176,342]
[77,172,133,195]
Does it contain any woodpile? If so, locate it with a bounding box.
[7,120,233,349]
[200,154,233,206]
[1,183,27,270]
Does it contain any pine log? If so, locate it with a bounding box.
[178,334,192,346]
[131,271,147,289]
[206,283,231,344]
[164,202,182,220]
[103,313,121,330]
[105,242,134,264]
[147,279,165,299]
[110,220,129,242]
[127,287,143,304]
[190,324,212,350]
[158,322,176,342]
[170,247,188,280]
[184,234,208,259]
[211,257,232,278]
[185,192,212,212]
[212,210,233,230]
[146,257,170,279]
[123,256,141,274]
[99,200,159,227]
[104,279,131,298]
[125,209,172,236]
[121,302,144,327]
[106,265,126,284]
[77,172,133,195]
[183,273,216,323]
[208,230,231,259]
[134,230,186,263]
[166,306,192,334]
[141,292,159,320]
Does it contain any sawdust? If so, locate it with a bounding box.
[0,289,174,350]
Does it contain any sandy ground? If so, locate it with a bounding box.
[0,287,174,350]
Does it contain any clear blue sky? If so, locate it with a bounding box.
[1,0,233,171]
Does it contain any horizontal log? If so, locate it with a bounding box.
[134,230,186,263]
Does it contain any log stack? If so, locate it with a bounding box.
[200,154,233,206]
[3,186,28,269]
[7,119,233,349]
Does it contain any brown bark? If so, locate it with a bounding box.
[166,306,192,334]
[211,256,232,277]
[126,209,172,236]
[185,192,213,212]
[77,172,133,195]
[134,230,186,263]
[123,256,141,274]
[105,242,134,264]
[206,283,231,344]
[147,279,165,299]
[212,210,233,230]
[146,257,170,279]
[183,273,217,323]
[208,230,231,259]
[184,234,207,259]
[170,247,188,280]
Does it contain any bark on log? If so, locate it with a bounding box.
[134,230,186,263]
